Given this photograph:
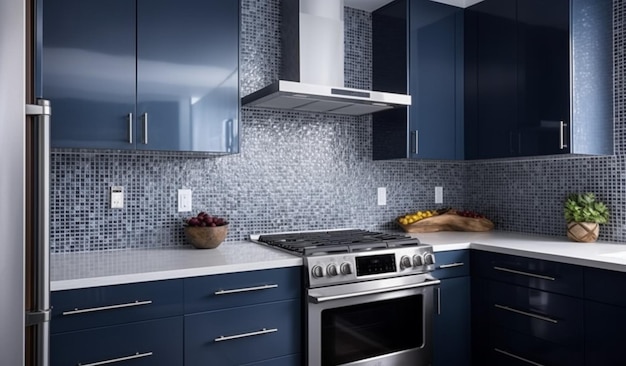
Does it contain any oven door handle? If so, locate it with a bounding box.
[309,278,441,303]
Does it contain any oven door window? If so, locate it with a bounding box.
[321,294,424,365]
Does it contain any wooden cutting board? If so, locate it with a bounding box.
[397,212,494,233]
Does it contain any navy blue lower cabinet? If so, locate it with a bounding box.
[184,299,301,366]
[50,317,183,366]
[241,354,302,366]
[584,300,626,366]
[433,277,470,366]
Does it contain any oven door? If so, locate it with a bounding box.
[307,274,439,366]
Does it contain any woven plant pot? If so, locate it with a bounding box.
[184,225,228,249]
[567,222,599,243]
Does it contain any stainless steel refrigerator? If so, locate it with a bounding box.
[1,0,51,365]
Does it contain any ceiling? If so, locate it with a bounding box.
[344,0,484,11]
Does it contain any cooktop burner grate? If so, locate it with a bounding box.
[256,229,420,256]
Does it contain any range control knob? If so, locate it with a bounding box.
[327,264,339,277]
[424,253,436,265]
[400,255,412,270]
[311,265,324,278]
[413,254,424,266]
[340,262,352,275]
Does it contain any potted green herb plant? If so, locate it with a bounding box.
[564,193,609,242]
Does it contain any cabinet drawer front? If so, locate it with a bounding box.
[51,279,183,333]
[584,267,626,306]
[471,250,583,297]
[585,300,626,366]
[184,299,301,366]
[184,267,301,313]
[51,317,183,366]
[433,250,470,279]
[474,325,583,366]
[474,279,583,347]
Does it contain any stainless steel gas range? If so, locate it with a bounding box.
[251,229,439,366]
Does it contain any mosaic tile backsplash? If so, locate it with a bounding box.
[51,0,625,252]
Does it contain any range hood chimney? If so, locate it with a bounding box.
[242,0,411,116]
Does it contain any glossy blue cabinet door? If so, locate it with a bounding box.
[433,277,470,366]
[43,0,136,149]
[136,0,239,153]
[409,0,464,160]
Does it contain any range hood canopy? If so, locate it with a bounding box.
[242,0,411,116]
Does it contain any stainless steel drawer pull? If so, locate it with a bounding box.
[494,304,558,324]
[494,348,544,366]
[439,262,464,269]
[62,300,153,316]
[436,287,441,315]
[559,121,568,150]
[214,328,278,342]
[493,266,556,281]
[78,351,153,366]
[214,284,278,295]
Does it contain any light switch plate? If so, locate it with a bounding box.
[435,186,443,204]
[377,187,387,206]
[178,189,192,212]
[110,186,124,209]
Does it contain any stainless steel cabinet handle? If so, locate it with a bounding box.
[78,351,153,366]
[559,121,568,149]
[214,284,278,295]
[62,300,153,316]
[128,113,133,144]
[494,304,558,324]
[310,279,440,303]
[214,328,278,342]
[412,130,419,155]
[436,287,441,315]
[439,262,464,269]
[493,266,556,281]
[494,348,544,366]
[142,113,148,144]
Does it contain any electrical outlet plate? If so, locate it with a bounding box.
[178,189,192,212]
[110,186,124,209]
[377,187,387,206]
[435,186,443,204]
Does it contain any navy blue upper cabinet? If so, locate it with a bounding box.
[42,0,239,153]
[42,0,136,149]
[464,0,613,159]
[372,0,464,160]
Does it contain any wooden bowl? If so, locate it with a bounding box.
[397,213,494,233]
[184,225,228,249]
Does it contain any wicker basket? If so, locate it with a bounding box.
[567,222,599,243]
[184,225,228,249]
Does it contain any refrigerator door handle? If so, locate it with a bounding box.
[25,98,51,366]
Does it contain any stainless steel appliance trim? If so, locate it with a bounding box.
[25,309,51,326]
[309,278,440,303]
[439,262,464,269]
[78,351,153,366]
[61,300,153,316]
[494,348,545,366]
[214,328,278,342]
[494,304,558,324]
[128,113,133,144]
[214,284,278,295]
[559,121,568,149]
[493,266,556,281]
[142,112,148,144]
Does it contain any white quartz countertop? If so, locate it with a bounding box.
[51,231,626,291]
[50,241,302,291]
[415,231,626,272]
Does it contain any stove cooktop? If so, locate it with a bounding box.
[254,229,421,256]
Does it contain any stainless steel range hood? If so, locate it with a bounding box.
[242,0,411,116]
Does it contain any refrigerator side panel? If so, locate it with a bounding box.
[0,0,26,365]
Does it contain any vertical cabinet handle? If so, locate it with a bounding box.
[559,121,568,149]
[128,113,133,144]
[436,287,441,315]
[411,130,419,155]
[142,113,149,144]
